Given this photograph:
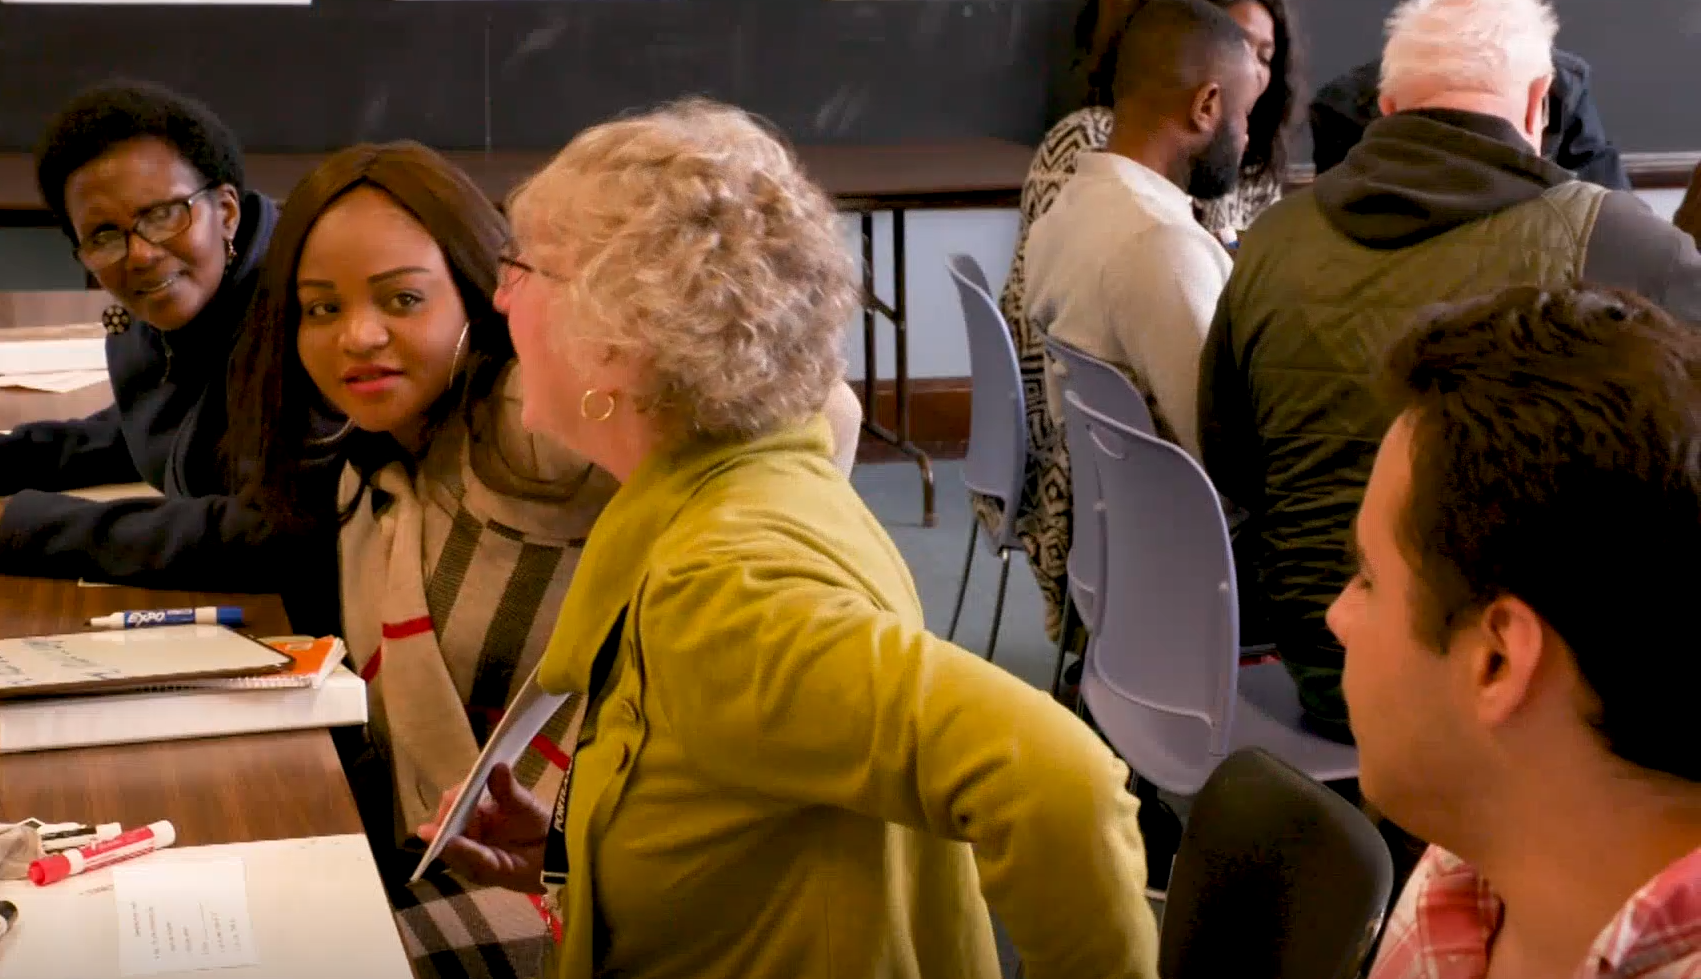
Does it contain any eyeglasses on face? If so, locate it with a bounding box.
[75,185,218,271]
[497,243,568,288]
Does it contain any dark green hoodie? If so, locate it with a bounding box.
[1197,108,1701,740]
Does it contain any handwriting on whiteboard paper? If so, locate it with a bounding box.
[112,859,260,976]
[0,639,127,689]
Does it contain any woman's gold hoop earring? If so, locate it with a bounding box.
[580,389,617,422]
[450,322,470,379]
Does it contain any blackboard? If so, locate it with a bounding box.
[1291,0,1701,158]
[0,0,1082,153]
[1,0,1692,161]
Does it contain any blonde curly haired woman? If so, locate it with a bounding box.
[421,99,1158,979]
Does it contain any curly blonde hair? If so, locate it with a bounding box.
[508,98,856,441]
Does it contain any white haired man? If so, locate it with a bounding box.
[1311,48,1628,188]
[1197,0,1701,746]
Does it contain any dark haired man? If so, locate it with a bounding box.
[1334,284,1701,978]
[1026,0,1260,459]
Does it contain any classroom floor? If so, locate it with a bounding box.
[850,459,1057,686]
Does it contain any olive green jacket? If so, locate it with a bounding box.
[538,416,1157,979]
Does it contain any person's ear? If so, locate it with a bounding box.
[215,184,242,241]
[1191,81,1224,135]
[1525,74,1554,151]
[1465,594,1549,729]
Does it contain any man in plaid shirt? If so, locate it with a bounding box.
[1326,281,1701,979]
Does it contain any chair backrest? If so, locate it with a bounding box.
[1043,335,1156,436]
[1160,748,1394,979]
[947,254,1027,541]
[1069,390,1240,755]
[1044,335,1155,632]
[1055,370,1108,630]
[1046,337,1160,631]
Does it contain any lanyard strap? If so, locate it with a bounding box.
[540,607,629,915]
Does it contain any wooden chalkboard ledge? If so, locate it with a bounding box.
[0,140,1032,227]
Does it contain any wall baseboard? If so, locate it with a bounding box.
[854,377,971,463]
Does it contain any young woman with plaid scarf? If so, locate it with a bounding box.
[224,140,863,978]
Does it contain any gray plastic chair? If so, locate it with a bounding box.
[1042,335,1156,438]
[1041,335,1156,695]
[1068,390,1358,795]
[1160,748,1392,979]
[943,254,1028,662]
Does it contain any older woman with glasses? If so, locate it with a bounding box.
[0,81,335,632]
[420,99,1158,979]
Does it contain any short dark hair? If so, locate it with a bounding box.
[1079,0,1299,179]
[223,141,513,530]
[1112,0,1251,104]
[1382,284,1701,782]
[34,80,246,244]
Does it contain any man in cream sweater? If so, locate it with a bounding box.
[1026,0,1258,459]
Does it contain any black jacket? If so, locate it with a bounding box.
[1310,49,1630,190]
[0,192,337,635]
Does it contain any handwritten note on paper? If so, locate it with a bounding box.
[112,859,261,976]
[0,637,129,690]
[0,639,127,693]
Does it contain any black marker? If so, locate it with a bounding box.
[0,900,17,940]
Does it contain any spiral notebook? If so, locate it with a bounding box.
[173,636,347,691]
[0,624,290,700]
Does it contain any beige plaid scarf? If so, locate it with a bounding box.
[339,367,618,836]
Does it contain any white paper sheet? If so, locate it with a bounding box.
[0,369,107,392]
[112,860,260,976]
[0,337,106,374]
[0,835,413,979]
[410,663,574,882]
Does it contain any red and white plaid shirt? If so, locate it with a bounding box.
[1369,845,1701,979]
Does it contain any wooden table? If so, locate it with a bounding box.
[0,288,114,430]
[0,577,364,846]
[822,142,1031,527]
[2,141,1034,525]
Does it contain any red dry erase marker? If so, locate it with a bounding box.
[28,820,176,886]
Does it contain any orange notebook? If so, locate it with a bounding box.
[172,636,347,691]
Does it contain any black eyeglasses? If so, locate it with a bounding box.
[74,185,217,272]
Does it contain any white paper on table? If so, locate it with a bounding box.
[0,835,413,979]
[410,662,574,882]
[0,336,106,374]
[111,859,260,976]
[0,369,108,392]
